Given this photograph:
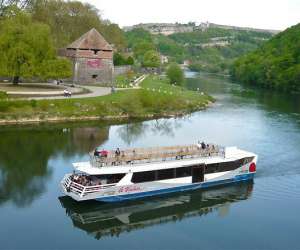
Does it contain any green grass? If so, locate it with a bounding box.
[141,75,211,100]
[0,91,8,100]
[114,73,142,88]
[0,75,214,122]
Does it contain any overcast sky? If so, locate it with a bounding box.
[83,0,299,30]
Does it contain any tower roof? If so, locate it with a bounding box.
[66,28,112,51]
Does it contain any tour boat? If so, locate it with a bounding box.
[61,143,257,202]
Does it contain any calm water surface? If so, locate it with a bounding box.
[1,73,300,250]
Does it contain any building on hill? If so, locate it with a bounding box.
[123,23,194,35]
[124,22,280,35]
[160,55,169,64]
[59,28,113,85]
[196,22,280,34]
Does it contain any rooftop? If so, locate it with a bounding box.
[66,28,112,51]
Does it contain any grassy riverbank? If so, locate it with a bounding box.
[0,75,214,125]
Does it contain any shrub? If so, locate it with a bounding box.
[113,52,127,66]
[126,56,134,65]
[166,63,184,85]
[30,99,37,108]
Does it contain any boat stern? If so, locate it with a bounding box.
[60,174,86,201]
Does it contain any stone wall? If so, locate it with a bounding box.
[74,58,113,86]
[113,65,132,77]
[59,47,114,86]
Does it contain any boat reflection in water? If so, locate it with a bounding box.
[59,181,253,239]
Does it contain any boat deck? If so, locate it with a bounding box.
[90,144,224,168]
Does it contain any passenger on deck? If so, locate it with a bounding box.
[100,150,108,158]
[94,149,100,157]
[201,142,206,149]
[72,174,79,181]
[179,149,184,159]
[115,148,121,157]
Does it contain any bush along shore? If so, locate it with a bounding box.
[0,76,214,125]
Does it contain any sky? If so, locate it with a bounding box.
[83,0,300,30]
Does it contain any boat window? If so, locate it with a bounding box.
[132,171,156,183]
[206,160,242,174]
[176,167,192,178]
[157,168,175,180]
[218,162,234,172]
[132,167,189,183]
[95,174,126,184]
[205,163,219,174]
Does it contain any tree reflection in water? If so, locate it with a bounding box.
[59,181,254,240]
[0,125,109,207]
[117,122,149,145]
[117,119,183,145]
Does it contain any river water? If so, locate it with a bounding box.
[0,73,300,250]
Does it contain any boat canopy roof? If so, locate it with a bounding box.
[91,143,223,168]
[73,146,256,175]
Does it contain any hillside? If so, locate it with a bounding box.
[231,23,300,92]
[124,22,280,35]
[126,26,273,74]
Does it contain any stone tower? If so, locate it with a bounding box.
[61,28,113,85]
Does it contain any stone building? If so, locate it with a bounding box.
[124,23,194,35]
[60,28,113,85]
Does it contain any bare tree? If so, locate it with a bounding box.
[0,0,31,15]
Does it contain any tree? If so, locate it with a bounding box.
[113,52,127,66]
[0,0,31,16]
[30,0,126,49]
[39,58,72,80]
[142,50,160,68]
[0,7,71,84]
[125,28,153,48]
[231,23,300,91]
[133,41,156,61]
[100,22,126,50]
[126,56,134,65]
[156,34,185,62]
[113,53,135,66]
[167,63,184,85]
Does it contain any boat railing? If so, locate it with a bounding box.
[62,174,116,197]
[90,144,225,168]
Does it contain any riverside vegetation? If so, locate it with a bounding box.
[231,23,300,92]
[0,76,214,124]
